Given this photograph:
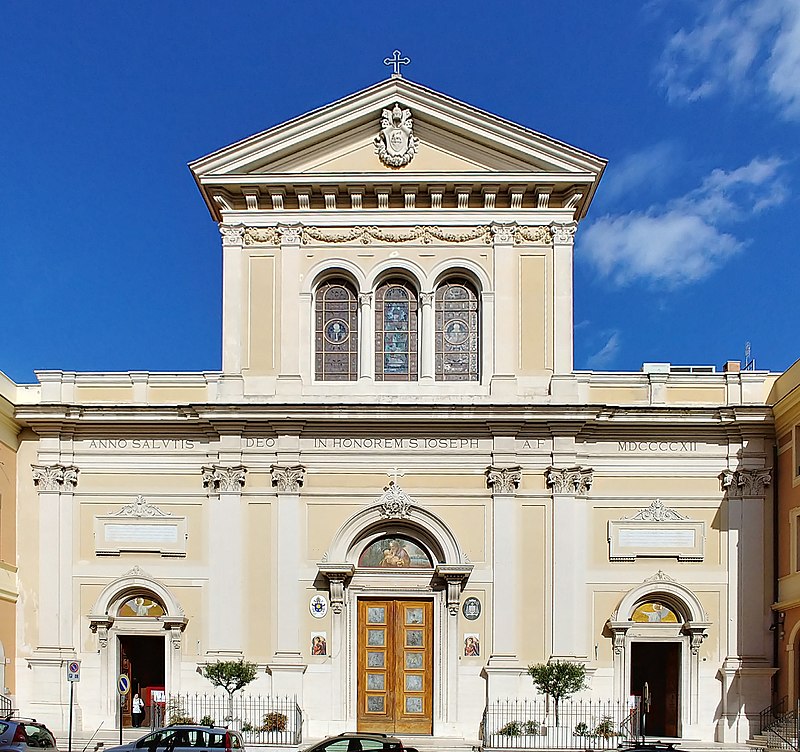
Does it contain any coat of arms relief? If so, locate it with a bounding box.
[374,103,419,167]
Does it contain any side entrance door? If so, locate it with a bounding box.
[357,599,433,734]
[630,642,680,737]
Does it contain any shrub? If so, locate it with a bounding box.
[594,716,616,738]
[166,698,194,725]
[499,721,522,736]
[199,715,214,727]
[241,722,254,733]
[573,722,589,736]
[260,712,287,733]
[523,720,540,735]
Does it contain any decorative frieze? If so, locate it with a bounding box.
[486,466,522,494]
[32,464,79,492]
[243,227,281,245]
[202,465,247,493]
[270,464,306,493]
[302,225,493,245]
[720,468,772,496]
[515,225,552,244]
[545,466,593,495]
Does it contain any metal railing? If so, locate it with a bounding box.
[165,694,302,745]
[761,697,789,735]
[0,694,13,719]
[481,698,640,749]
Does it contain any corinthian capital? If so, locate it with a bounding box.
[271,464,306,493]
[202,465,247,493]
[32,464,79,492]
[277,224,303,246]
[486,466,522,495]
[550,222,577,245]
[491,223,516,245]
[720,468,772,497]
[219,224,244,246]
[546,466,593,495]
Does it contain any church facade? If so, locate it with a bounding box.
[4,73,780,744]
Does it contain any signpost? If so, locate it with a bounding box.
[66,661,81,752]
[118,674,131,745]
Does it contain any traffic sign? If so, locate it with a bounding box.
[67,660,81,682]
[117,673,131,695]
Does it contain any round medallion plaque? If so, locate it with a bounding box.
[462,596,481,620]
[310,594,328,618]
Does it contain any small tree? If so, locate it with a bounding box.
[201,659,258,721]
[527,660,587,727]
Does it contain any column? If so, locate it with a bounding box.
[358,292,374,382]
[202,463,247,655]
[484,460,522,699]
[267,459,307,696]
[278,225,303,393]
[719,467,774,742]
[550,222,576,376]
[220,225,245,398]
[547,465,592,660]
[490,223,518,396]
[420,291,435,382]
[319,564,354,724]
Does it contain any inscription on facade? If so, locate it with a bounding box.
[313,438,480,450]
[87,439,196,450]
[618,441,697,452]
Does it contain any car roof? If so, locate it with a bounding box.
[327,733,402,742]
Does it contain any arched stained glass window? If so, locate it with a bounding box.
[435,279,479,381]
[375,281,418,381]
[315,280,359,381]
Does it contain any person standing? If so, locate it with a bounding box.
[132,693,145,728]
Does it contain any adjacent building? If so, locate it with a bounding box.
[3,72,781,744]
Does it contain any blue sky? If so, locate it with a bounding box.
[1,1,797,383]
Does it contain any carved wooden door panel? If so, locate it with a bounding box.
[357,599,433,734]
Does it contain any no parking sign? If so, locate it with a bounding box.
[117,673,131,696]
[66,661,81,683]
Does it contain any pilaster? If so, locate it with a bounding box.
[220,224,245,375]
[420,291,435,382]
[202,461,247,655]
[278,225,303,392]
[547,463,593,660]
[358,292,374,383]
[550,222,576,375]
[490,223,518,396]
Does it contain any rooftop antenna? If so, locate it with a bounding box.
[744,341,756,371]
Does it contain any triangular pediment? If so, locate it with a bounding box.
[190,77,606,219]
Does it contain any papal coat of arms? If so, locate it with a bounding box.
[374,103,419,168]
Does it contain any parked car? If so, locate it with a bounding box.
[0,718,59,752]
[302,733,418,752]
[105,725,244,752]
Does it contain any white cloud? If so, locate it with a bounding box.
[658,0,800,120]
[587,331,622,369]
[600,142,681,202]
[579,156,786,287]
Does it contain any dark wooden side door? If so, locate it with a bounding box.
[357,599,433,734]
[630,642,680,737]
[119,639,133,727]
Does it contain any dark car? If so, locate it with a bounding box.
[0,718,59,752]
[104,725,243,752]
[303,733,418,752]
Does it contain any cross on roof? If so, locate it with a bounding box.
[384,50,410,78]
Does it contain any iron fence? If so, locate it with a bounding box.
[165,693,302,745]
[482,698,640,749]
[0,694,13,719]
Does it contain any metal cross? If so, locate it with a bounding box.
[384,50,410,78]
[388,467,405,484]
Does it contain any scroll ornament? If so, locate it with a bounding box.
[626,499,687,522]
[376,481,413,519]
[111,495,171,517]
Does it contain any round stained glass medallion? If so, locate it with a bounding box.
[444,319,468,345]
[324,319,349,344]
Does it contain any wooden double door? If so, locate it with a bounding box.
[357,599,433,734]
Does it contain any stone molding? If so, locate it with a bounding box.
[317,563,355,615]
[219,224,245,246]
[490,223,515,245]
[109,495,171,518]
[546,466,593,495]
[376,481,414,519]
[32,464,79,492]
[550,221,577,244]
[626,498,687,522]
[720,468,772,496]
[434,564,474,616]
[271,464,306,493]
[202,465,247,493]
[486,466,522,494]
[277,224,302,245]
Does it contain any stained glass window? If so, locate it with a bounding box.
[435,279,479,381]
[315,280,358,381]
[375,281,418,381]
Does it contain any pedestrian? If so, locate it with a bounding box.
[132,693,145,728]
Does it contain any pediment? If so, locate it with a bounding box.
[190,77,606,218]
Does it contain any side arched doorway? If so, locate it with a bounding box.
[317,483,472,736]
[608,573,710,739]
[89,567,187,726]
